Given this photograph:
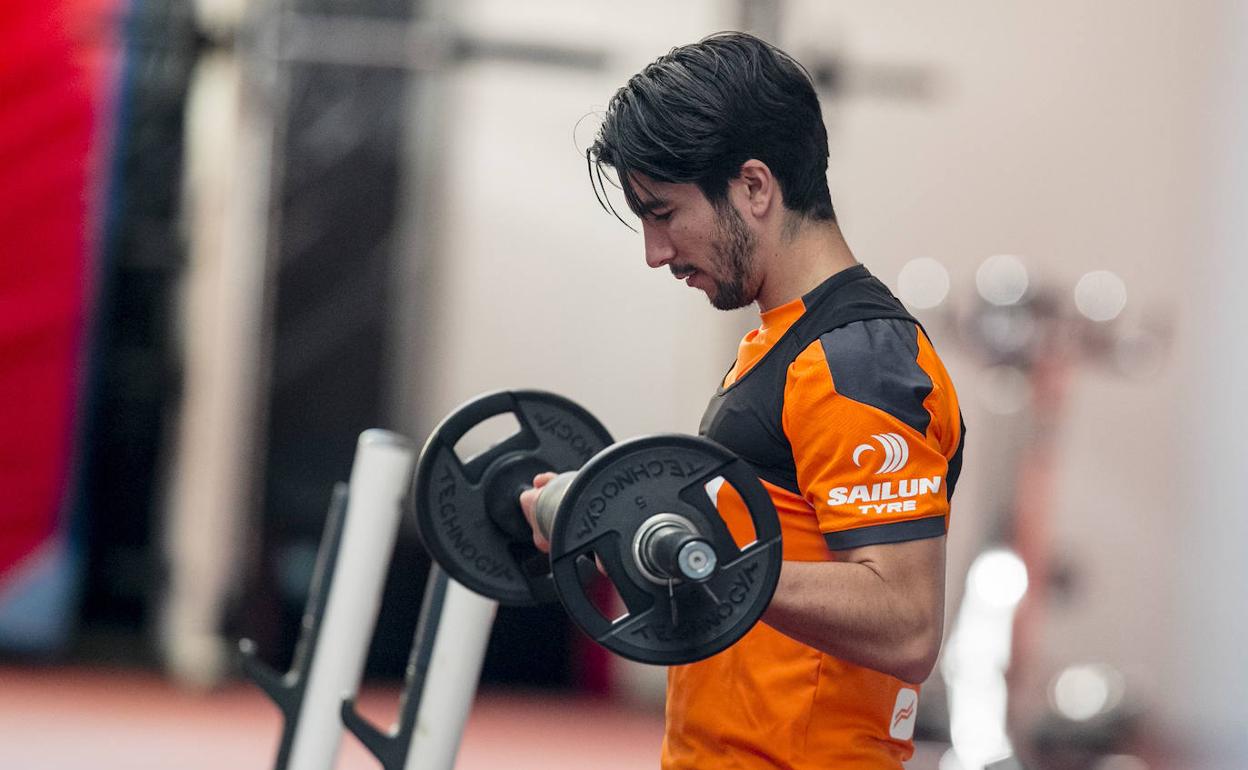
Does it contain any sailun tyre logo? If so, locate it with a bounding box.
[852,433,909,475]
[830,432,942,514]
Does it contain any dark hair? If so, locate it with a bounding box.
[588,31,835,225]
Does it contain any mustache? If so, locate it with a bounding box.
[669,264,697,279]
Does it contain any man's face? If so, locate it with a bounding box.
[630,174,760,310]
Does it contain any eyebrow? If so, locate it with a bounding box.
[638,198,670,215]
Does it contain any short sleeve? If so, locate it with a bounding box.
[782,320,954,551]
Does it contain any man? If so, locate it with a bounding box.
[522,32,965,769]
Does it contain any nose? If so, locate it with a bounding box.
[643,221,675,269]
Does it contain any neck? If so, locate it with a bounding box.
[754,219,859,312]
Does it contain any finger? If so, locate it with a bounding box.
[519,487,541,522]
[521,476,557,555]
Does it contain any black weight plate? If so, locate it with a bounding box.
[548,434,782,665]
[413,390,614,605]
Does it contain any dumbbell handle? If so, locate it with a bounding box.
[530,472,717,583]
[532,472,577,542]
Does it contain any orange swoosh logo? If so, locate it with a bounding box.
[892,703,915,727]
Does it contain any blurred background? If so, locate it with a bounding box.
[2,0,1245,768]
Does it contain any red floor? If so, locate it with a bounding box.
[0,666,949,769]
[0,666,666,769]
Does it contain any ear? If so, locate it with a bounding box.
[735,159,778,220]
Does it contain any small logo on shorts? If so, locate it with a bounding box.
[853,433,910,474]
[889,688,919,740]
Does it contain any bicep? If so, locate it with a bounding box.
[832,535,947,621]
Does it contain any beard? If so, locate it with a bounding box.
[705,202,758,310]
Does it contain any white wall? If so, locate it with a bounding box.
[1162,0,1248,763]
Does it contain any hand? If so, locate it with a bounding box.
[518,472,558,553]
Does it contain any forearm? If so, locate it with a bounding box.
[761,547,945,684]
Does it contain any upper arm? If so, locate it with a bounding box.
[833,535,947,621]
[835,534,948,679]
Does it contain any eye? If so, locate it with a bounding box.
[651,210,673,222]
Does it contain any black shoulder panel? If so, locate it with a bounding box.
[819,319,934,435]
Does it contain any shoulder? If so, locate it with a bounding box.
[786,319,936,435]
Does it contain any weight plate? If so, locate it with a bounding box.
[548,434,782,665]
[413,390,614,605]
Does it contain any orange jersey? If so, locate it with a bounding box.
[663,264,965,769]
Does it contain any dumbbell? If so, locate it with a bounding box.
[412,390,783,665]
